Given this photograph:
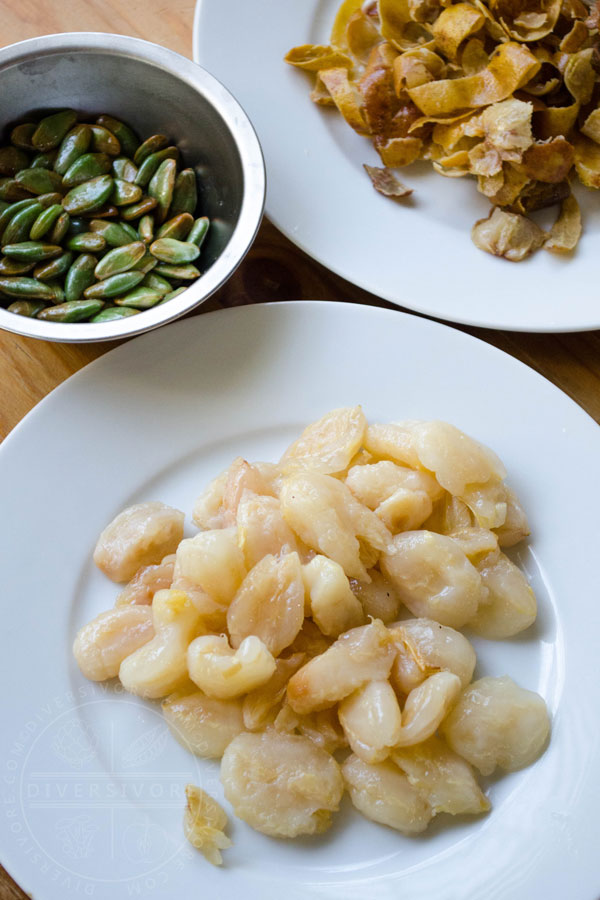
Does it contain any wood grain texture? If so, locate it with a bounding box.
[1,2,600,443]
[3,214,600,437]
[1,2,599,898]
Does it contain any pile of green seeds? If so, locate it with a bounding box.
[0,109,210,324]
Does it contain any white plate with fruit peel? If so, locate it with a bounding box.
[194,0,600,333]
[0,301,598,900]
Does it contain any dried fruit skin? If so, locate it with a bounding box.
[472,207,546,262]
[408,43,541,116]
[545,193,581,254]
[364,164,413,197]
[284,0,594,259]
[184,784,232,866]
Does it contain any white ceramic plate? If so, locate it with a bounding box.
[1,301,599,900]
[194,0,600,333]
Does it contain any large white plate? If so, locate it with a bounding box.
[194,0,600,333]
[1,301,599,900]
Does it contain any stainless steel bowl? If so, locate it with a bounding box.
[0,33,265,342]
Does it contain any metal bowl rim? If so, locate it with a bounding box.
[0,32,266,343]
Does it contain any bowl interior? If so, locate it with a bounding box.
[0,48,245,271]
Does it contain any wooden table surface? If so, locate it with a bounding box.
[1,1,599,897]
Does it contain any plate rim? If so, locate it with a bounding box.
[2,300,600,900]
[3,300,599,452]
